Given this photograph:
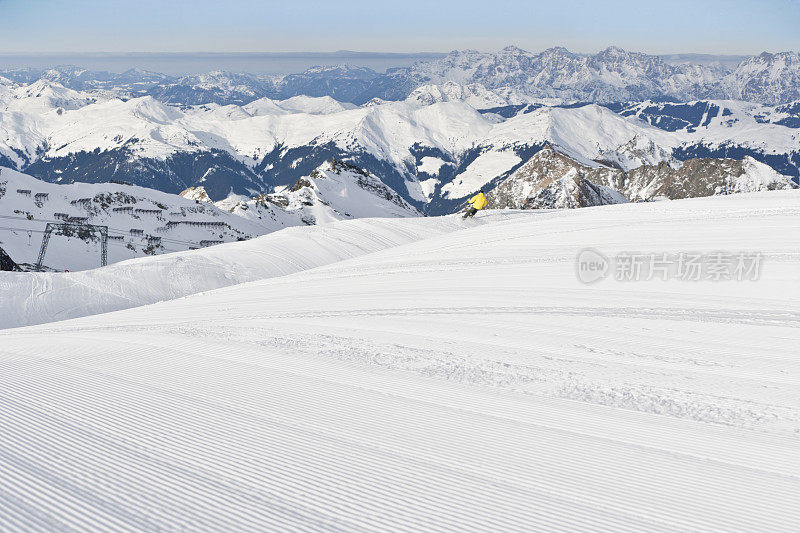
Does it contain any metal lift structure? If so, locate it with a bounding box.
[36,222,108,271]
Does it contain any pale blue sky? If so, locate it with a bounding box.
[0,0,798,55]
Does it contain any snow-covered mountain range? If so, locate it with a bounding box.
[2,46,800,106]
[391,46,800,106]
[1,45,798,258]
[1,72,797,216]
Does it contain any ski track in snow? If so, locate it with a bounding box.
[1,191,800,532]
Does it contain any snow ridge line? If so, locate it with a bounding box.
[0,215,491,331]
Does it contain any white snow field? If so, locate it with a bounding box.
[0,216,473,330]
[1,191,799,532]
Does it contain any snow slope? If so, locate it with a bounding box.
[0,161,422,272]
[0,167,275,271]
[225,159,419,226]
[0,215,472,330]
[1,191,798,531]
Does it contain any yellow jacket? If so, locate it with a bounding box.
[468,192,487,210]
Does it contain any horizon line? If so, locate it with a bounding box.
[0,48,784,58]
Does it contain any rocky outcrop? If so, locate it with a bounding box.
[623,157,797,200]
[0,245,20,271]
[179,186,212,203]
[486,147,627,209]
[488,147,797,210]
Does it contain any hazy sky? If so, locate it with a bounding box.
[1,0,799,56]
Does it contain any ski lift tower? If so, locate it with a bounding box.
[35,222,109,271]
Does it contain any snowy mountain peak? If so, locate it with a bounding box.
[276,94,357,114]
[273,159,419,224]
[12,78,102,112]
[499,45,531,55]
[403,45,720,104]
[738,50,800,71]
[223,158,418,228]
[725,51,800,104]
[22,78,68,94]
[623,154,797,200]
[121,67,153,75]
[539,46,575,57]
[595,46,631,60]
[594,45,657,63]
[130,95,183,123]
[45,65,88,77]
[117,68,173,81]
[722,156,799,194]
[446,48,481,57]
[404,81,532,108]
[321,158,370,177]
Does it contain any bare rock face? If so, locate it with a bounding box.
[179,186,212,203]
[623,157,797,200]
[625,158,739,200]
[486,147,627,209]
[289,178,313,192]
[0,245,20,271]
[487,147,797,210]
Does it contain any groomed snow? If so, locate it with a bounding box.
[1,191,799,532]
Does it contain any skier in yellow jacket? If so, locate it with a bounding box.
[463,189,487,218]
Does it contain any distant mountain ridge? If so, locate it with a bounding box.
[2,46,799,106]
